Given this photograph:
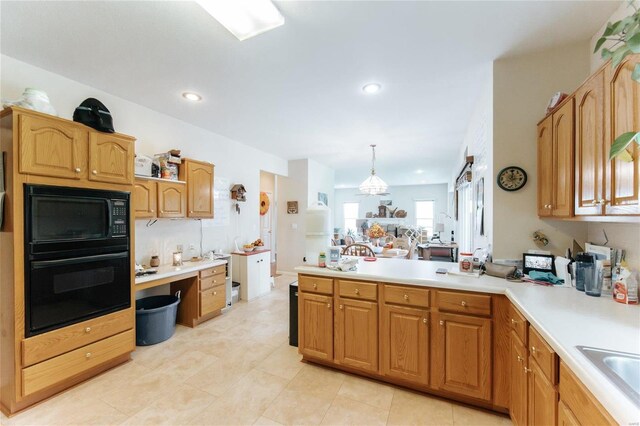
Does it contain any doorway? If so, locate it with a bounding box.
[260,171,277,276]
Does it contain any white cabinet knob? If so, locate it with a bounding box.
[404,294,409,300]
[439,320,444,326]
[327,303,331,309]
[92,169,97,175]
[355,288,360,295]
[461,301,467,307]
[75,167,81,173]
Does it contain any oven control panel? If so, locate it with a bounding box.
[111,200,128,237]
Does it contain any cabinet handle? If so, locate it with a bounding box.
[92,169,97,175]
[423,318,427,324]
[517,355,523,363]
[355,288,360,295]
[511,319,517,325]
[339,304,343,310]
[85,327,91,333]
[75,167,81,173]
[531,346,536,353]
[85,352,92,359]
[461,301,467,307]
[524,367,531,373]
[439,320,444,326]
[327,303,331,309]
[404,294,409,300]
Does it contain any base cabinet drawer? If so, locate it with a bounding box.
[299,275,333,295]
[200,285,226,316]
[200,273,226,291]
[200,265,226,279]
[384,285,430,308]
[22,309,133,367]
[22,329,134,396]
[436,290,491,316]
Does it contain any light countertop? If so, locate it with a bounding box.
[135,258,227,285]
[295,258,640,425]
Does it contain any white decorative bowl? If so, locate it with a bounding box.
[242,246,255,252]
[372,246,384,254]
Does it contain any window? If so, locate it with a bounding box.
[343,202,359,234]
[415,200,435,237]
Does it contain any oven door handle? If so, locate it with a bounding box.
[106,200,114,237]
[31,252,128,268]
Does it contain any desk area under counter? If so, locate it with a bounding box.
[135,258,231,327]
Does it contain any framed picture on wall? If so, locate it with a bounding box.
[287,201,298,214]
[318,192,328,206]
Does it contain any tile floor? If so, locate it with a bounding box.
[1,276,512,426]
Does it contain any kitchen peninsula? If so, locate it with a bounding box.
[295,258,639,425]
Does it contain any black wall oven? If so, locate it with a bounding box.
[24,185,131,337]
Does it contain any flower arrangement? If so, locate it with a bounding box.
[368,223,385,239]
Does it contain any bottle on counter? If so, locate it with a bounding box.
[459,252,473,273]
[318,252,326,268]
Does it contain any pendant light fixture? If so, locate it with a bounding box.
[359,144,389,196]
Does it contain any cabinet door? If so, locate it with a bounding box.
[605,55,640,215]
[434,313,491,401]
[510,331,528,426]
[186,160,214,218]
[558,400,580,426]
[157,182,186,218]
[335,297,378,373]
[18,113,86,179]
[134,180,157,218]
[537,116,553,217]
[528,359,558,426]
[552,99,575,217]
[575,70,605,216]
[381,304,428,385]
[299,292,333,361]
[259,253,271,295]
[88,133,134,185]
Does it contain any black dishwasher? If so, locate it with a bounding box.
[289,282,298,347]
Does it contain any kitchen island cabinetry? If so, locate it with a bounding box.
[299,291,334,361]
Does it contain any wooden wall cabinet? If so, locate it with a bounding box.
[88,133,134,185]
[157,181,187,218]
[433,312,492,401]
[133,179,157,218]
[180,159,214,219]
[538,98,575,218]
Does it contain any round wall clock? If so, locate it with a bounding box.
[497,166,527,191]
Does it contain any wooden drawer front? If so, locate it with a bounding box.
[436,290,491,316]
[337,280,377,301]
[529,326,557,383]
[559,362,615,426]
[384,284,430,308]
[22,330,134,396]
[22,309,133,367]
[299,275,333,295]
[200,265,226,279]
[200,285,226,316]
[509,304,528,345]
[200,273,226,291]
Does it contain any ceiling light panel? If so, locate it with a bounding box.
[196,0,284,41]
[182,92,202,101]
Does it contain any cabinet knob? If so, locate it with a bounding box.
[92,169,97,175]
[161,210,164,213]
[531,346,536,353]
[423,318,427,324]
[461,301,467,307]
[439,320,444,326]
[517,355,523,363]
[327,303,331,309]
[404,294,409,300]
[524,367,531,373]
[75,167,81,173]
[85,327,91,333]
[355,288,360,295]
[85,352,92,359]
[213,291,217,295]
[339,304,343,310]
[511,319,517,325]
[313,283,317,289]
[190,210,194,213]
[150,209,154,213]
[599,199,609,205]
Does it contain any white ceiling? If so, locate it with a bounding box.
[0,1,619,188]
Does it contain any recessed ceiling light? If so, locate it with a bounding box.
[196,0,284,41]
[182,92,202,102]
[416,169,424,174]
[362,83,381,94]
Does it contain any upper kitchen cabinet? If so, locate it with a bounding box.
[157,181,187,218]
[18,111,87,180]
[88,133,135,185]
[575,69,605,216]
[605,55,640,215]
[133,179,157,218]
[179,158,214,218]
[537,98,574,218]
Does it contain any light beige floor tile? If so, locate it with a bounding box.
[255,343,304,380]
[286,363,345,400]
[337,374,395,411]
[120,384,216,425]
[320,395,389,426]
[253,416,285,426]
[153,349,213,383]
[184,355,248,397]
[452,404,512,425]
[387,389,454,426]
[262,389,333,426]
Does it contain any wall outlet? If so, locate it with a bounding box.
[177,244,183,252]
[188,243,195,250]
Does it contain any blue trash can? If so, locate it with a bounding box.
[135,292,181,346]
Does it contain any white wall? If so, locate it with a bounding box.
[334,184,450,237]
[1,55,288,266]
[492,42,590,260]
[587,1,640,268]
[451,77,493,251]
